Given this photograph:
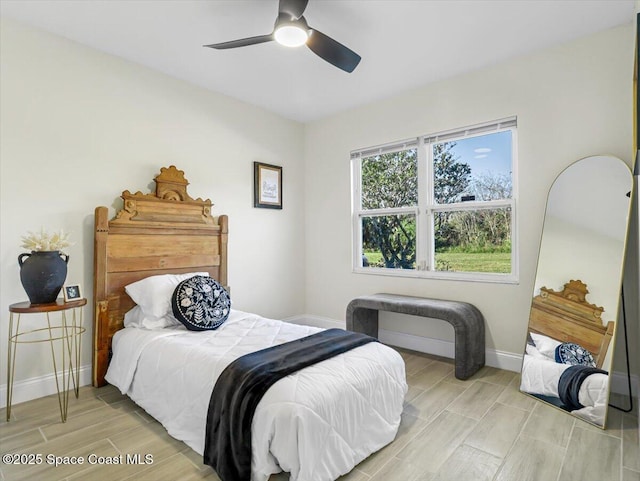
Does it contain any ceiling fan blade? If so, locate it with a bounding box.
[204,34,274,50]
[306,28,361,73]
[279,0,309,19]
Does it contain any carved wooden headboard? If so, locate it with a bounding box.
[93,166,228,386]
[528,280,614,369]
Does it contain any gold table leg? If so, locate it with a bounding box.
[6,306,84,423]
[6,312,19,422]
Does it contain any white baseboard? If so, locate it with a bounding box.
[0,364,92,409]
[610,371,639,398]
[285,314,522,372]
[3,317,636,407]
[284,314,640,395]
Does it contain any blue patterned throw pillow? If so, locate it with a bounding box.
[171,275,230,331]
[555,342,596,367]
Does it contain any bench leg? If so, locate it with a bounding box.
[346,308,379,339]
[453,326,485,380]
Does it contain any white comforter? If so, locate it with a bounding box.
[105,310,407,481]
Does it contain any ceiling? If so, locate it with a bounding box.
[0,0,634,123]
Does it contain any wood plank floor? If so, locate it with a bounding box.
[1,348,638,481]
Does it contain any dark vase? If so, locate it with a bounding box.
[18,251,69,304]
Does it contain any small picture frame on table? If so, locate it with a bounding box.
[254,162,282,209]
[63,284,83,302]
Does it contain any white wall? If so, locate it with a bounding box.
[1,16,637,407]
[535,216,627,317]
[0,18,306,394]
[303,23,635,369]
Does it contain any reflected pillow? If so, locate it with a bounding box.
[529,332,562,360]
[125,272,209,322]
[555,342,596,367]
[172,275,231,331]
[525,343,552,360]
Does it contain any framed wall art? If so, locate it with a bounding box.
[254,162,282,209]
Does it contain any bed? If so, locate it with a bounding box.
[93,166,407,481]
[520,280,614,426]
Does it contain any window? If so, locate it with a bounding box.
[352,118,517,282]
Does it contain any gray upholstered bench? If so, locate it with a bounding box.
[346,293,485,380]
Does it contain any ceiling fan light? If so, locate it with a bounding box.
[274,25,309,47]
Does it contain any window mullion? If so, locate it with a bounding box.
[424,139,436,271]
[358,207,416,217]
[414,139,426,270]
[352,157,363,269]
[431,199,513,213]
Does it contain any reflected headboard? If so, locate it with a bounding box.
[529,280,614,369]
[93,166,228,387]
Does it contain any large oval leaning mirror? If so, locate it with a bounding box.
[520,155,633,428]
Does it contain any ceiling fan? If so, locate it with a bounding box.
[204,0,361,73]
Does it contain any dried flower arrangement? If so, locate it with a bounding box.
[21,228,73,252]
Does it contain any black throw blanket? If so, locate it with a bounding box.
[558,365,608,411]
[203,328,378,481]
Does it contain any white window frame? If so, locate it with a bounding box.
[352,117,518,283]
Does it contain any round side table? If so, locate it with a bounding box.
[6,298,86,423]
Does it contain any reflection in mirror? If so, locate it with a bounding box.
[520,155,633,428]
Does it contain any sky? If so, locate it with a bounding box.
[445,130,513,178]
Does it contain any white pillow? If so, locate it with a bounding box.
[125,272,209,321]
[529,332,562,360]
[123,305,180,329]
[525,343,548,360]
